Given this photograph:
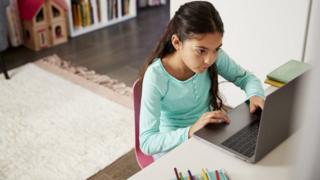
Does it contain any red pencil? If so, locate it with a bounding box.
[215,170,220,180]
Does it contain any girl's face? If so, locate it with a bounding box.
[173,32,223,74]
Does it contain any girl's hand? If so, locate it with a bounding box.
[249,96,265,113]
[188,110,230,138]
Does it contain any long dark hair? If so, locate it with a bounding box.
[139,1,225,110]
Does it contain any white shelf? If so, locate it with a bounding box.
[67,0,137,37]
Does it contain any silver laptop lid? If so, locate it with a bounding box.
[254,74,302,162]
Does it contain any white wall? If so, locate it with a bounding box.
[170,0,311,107]
[294,0,320,178]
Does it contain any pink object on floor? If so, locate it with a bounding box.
[133,79,154,169]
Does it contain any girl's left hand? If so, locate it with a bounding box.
[249,96,265,113]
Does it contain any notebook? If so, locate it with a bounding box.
[264,78,285,87]
[267,59,310,84]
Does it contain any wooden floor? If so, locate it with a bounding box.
[3,4,169,87]
[2,4,170,180]
[88,149,142,180]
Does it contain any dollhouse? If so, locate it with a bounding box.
[18,0,68,51]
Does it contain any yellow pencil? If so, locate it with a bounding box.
[201,168,209,180]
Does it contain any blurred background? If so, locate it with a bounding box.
[1,0,170,86]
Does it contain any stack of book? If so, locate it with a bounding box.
[71,0,131,28]
[71,0,96,28]
[265,60,311,87]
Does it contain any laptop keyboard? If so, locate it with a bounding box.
[221,121,260,158]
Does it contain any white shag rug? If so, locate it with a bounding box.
[0,61,134,180]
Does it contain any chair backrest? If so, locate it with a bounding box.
[133,79,154,168]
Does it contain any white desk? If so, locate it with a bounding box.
[129,134,298,180]
[129,86,296,180]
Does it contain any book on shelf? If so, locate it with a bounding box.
[71,0,132,29]
[122,0,130,16]
[264,59,310,87]
[96,0,101,22]
[71,0,94,28]
[107,0,118,20]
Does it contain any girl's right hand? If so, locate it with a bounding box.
[188,110,230,138]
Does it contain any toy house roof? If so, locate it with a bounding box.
[19,0,68,21]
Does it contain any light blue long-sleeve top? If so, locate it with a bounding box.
[139,49,265,159]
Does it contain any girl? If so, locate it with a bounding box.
[139,1,265,159]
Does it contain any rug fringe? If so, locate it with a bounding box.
[42,55,132,96]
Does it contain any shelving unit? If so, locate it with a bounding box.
[67,0,137,37]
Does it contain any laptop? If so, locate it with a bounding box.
[194,73,304,163]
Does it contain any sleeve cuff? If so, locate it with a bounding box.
[183,126,192,141]
[246,93,266,100]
